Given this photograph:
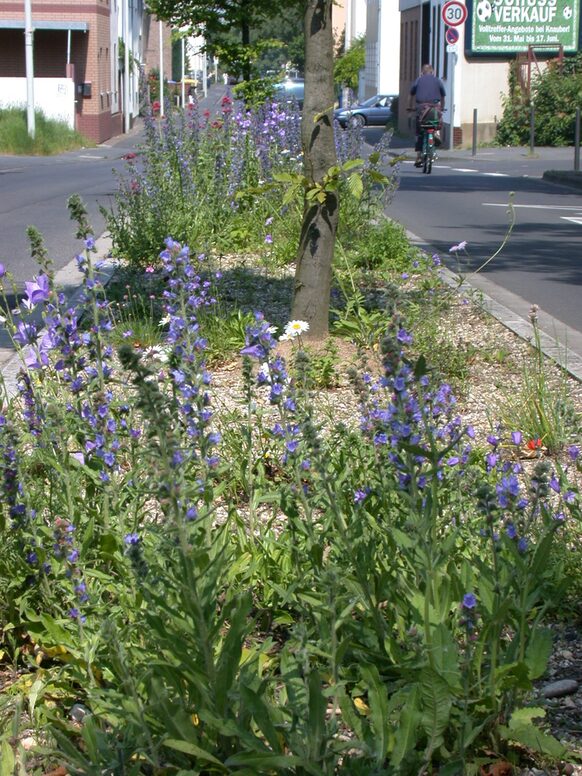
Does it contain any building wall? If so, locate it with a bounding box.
[332,0,346,46]
[363,0,401,98]
[0,0,146,143]
[398,0,511,145]
[0,76,75,126]
[142,15,172,80]
[398,6,421,136]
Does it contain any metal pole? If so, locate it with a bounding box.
[202,50,208,98]
[159,20,164,117]
[529,103,535,156]
[123,0,130,132]
[181,37,186,107]
[66,29,71,64]
[24,0,35,139]
[575,107,580,172]
[472,108,477,157]
[448,51,456,150]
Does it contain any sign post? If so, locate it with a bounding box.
[442,2,466,150]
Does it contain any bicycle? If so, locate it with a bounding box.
[408,104,443,175]
[419,109,441,174]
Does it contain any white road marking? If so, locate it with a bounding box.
[561,216,582,225]
[482,172,509,177]
[78,154,105,160]
[483,202,582,211]
[455,167,479,172]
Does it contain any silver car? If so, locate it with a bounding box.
[334,94,397,128]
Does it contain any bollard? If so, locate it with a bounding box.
[472,108,477,157]
[529,104,535,156]
[575,107,580,172]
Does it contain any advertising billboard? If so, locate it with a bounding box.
[467,0,580,53]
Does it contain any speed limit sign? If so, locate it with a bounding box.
[441,0,467,27]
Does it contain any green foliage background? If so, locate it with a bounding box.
[496,54,582,146]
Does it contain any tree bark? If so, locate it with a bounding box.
[291,0,338,340]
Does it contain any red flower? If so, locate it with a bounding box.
[526,438,542,450]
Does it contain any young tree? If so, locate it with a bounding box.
[146,0,281,80]
[291,0,338,339]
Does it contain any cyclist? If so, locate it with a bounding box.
[408,64,445,167]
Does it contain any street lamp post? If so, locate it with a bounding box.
[24,0,35,138]
[159,20,164,117]
[123,0,130,133]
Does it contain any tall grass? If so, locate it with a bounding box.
[0,108,93,155]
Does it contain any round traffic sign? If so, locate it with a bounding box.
[445,26,460,44]
[441,0,467,27]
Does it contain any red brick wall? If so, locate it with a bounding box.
[0,0,123,143]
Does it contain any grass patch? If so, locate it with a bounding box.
[0,107,94,155]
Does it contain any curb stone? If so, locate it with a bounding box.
[0,232,118,399]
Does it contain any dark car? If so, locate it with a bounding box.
[334,94,397,128]
[274,78,305,108]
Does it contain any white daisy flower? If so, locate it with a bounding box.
[284,320,309,338]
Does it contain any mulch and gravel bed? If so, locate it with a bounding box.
[208,252,582,774]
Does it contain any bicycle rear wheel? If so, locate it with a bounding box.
[424,150,432,174]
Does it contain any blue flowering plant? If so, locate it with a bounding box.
[0,211,580,773]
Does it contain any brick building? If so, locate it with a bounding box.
[0,0,156,143]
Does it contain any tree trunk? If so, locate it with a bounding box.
[291,0,338,340]
[241,13,251,82]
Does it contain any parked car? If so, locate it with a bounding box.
[273,78,305,108]
[334,94,397,128]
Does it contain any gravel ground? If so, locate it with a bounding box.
[208,253,582,774]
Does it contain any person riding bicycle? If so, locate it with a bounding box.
[409,64,445,167]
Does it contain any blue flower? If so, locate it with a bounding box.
[462,593,477,609]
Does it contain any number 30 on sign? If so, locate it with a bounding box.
[442,0,467,26]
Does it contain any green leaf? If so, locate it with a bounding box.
[215,593,252,714]
[367,170,391,185]
[508,706,546,727]
[346,173,364,200]
[240,684,282,754]
[163,739,228,769]
[431,624,462,691]
[225,752,307,769]
[341,158,364,172]
[0,742,15,776]
[499,713,567,759]
[360,664,389,764]
[308,669,326,762]
[420,668,452,756]
[390,685,420,768]
[525,628,553,680]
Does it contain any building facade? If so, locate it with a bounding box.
[365,0,402,96]
[0,0,150,143]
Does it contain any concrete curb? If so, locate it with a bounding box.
[0,232,118,398]
[542,169,582,190]
[401,227,582,385]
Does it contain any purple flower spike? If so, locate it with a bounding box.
[511,431,522,445]
[0,263,6,278]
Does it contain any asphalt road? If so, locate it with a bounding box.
[2,118,582,361]
[368,129,582,359]
[0,128,141,284]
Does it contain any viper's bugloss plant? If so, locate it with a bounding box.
[0,213,579,773]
